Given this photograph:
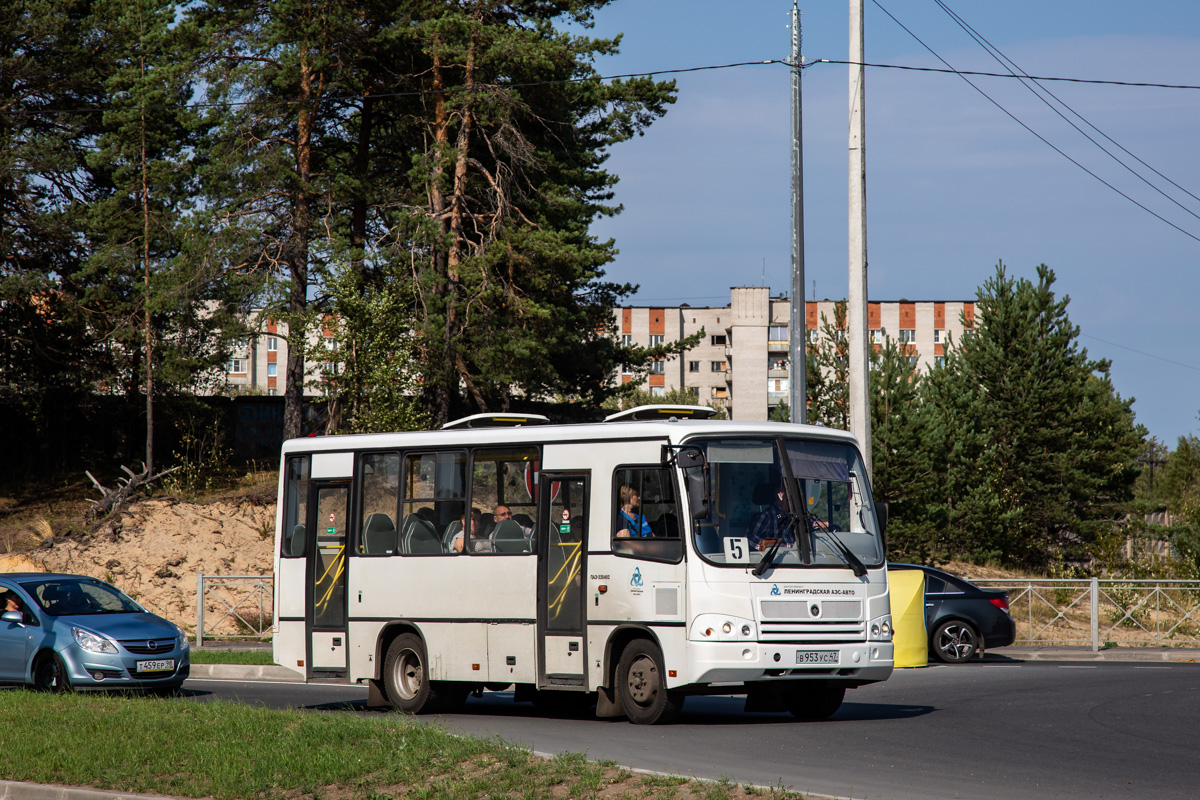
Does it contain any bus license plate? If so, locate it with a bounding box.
[136,659,175,673]
[796,650,838,665]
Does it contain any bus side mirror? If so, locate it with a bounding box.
[674,447,705,470]
[874,502,888,539]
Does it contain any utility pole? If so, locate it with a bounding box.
[848,0,872,476]
[789,1,807,423]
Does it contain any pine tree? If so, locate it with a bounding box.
[921,263,1143,567]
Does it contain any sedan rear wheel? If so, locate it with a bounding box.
[932,620,979,663]
[32,652,70,692]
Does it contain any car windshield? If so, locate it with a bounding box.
[21,579,144,616]
[687,437,884,569]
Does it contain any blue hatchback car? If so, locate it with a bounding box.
[0,573,190,693]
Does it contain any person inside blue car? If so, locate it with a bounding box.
[616,484,652,538]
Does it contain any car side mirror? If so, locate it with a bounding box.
[2,610,24,625]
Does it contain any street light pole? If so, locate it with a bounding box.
[789,1,807,424]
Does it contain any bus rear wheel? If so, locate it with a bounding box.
[384,634,444,714]
[787,685,845,721]
[617,640,683,725]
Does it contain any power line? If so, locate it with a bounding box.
[808,59,1200,91]
[868,0,1200,245]
[1080,333,1200,374]
[929,0,1200,225]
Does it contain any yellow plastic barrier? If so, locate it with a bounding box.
[889,568,929,668]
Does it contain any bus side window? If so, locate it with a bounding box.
[359,452,400,555]
[281,456,310,558]
[612,466,683,563]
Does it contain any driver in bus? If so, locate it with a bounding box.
[748,482,795,551]
[615,485,652,538]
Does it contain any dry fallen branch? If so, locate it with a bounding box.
[85,463,181,523]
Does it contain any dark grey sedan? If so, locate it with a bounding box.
[888,563,1016,663]
[0,573,190,693]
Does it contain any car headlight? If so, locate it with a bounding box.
[178,630,190,652]
[73,627,118,654]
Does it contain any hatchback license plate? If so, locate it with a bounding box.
[136,659,175,673]
[796,650,838,665]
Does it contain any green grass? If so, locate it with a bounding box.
[0,692,805,800]
[189,649,274,665]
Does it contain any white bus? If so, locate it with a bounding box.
[272,405,893,724]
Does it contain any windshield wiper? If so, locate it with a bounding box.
[752,511,804,577]
[816,530,868,577]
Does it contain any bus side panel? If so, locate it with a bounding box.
[488,623,537,685]
[274,619,307,678]
[423,622,489,681]
[586,553,688,688]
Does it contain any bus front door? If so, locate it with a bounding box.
[306,480,349,676]
[536,473,588,688]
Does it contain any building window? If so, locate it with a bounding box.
[649,334,664,347]
[226,358,247,374]
[933,328,943,344]
[267,363,278,378]
[688,361,700,372]
[710,361,725,372]
[712,387,727,399]
[268,388,277,396]
[325,337,339,351]
[870,329,884,345]
[651,386,665,397]
[935,356,946,369]
[622,334,632,347]
[711,334,727,346]
[898,329,915,344]
[768,325,788,340]
[768,378,789,393]
[808,329,819,344]
[908,355,918,368]
[768,355,788,371]
[267,337,278,352]
[650,360,665,374]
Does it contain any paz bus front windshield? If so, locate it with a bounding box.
[687,437,884,569]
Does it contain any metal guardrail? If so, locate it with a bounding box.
[196,574,274,647]
[970,578,1200,651]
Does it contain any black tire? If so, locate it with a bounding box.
[383,634,444,714]
[932,619,979,663]
[616,639,683,725]
[32,652,70,693]
[786,685,845,721]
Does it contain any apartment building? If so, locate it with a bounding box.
[222,287,975,423]
[616,286,976,421]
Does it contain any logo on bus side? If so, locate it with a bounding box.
[630,568,643,588]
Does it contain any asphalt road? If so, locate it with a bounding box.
[183,659,1200,800]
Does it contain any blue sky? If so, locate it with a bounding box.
[582,1,1200,445]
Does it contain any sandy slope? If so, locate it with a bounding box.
[0,498,275,636]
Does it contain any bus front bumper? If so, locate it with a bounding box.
[683,640,894,686]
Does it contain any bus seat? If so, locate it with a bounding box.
[362,513,396,555]
[480,512,495,535]
[401,514,441,554]
[491,520,529,553]
[654,512,679,538]
[442,520,464,552]
[513,513,534,534]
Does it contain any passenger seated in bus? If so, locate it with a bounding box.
[450,507,493,553]
[615,485,652,538]
[748,482,794,551]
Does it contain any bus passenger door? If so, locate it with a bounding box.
[536,473,588,688]
[306,480,350,676]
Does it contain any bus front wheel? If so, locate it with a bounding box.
[616,639,683,725]
[384,634,444,714]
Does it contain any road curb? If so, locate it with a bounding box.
[0,781,178,800]
[996,647,1200,663]
[188,663,303,681]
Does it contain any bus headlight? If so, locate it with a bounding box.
[868,615,893,641]
[691,615,757,642]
